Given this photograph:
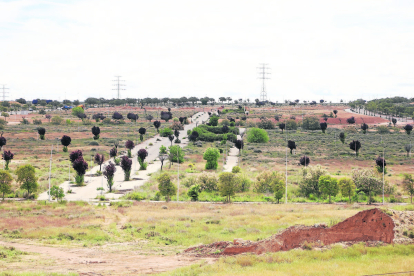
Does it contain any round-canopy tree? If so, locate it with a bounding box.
[157,172,177,202]
[279,123,286,133]
[287,140,296,154]
[403,124,413,135]
[161,111,173,122]
[69,149,83,164]
[349,140,361,157]
[109,147,117,158]
[94,153,105,172]
[16,164,38,198]
[339,132,346,144]
[203,147,220,170]
[318,175,338,203]
[125,140,135,158]
[60,135,71,152]
[146,114,154,122]
[91,126,100,140]
[37,127,46,140]
[392,118,397,127]
[127,113,138,122]
[188,131,199,143]
[300,155,310,166]
[333,110,338,118]
[103,162,116,192]
[235,139,244,155]
[112,112,123,121]
[153,121,161,133]
[2,150,14,170]
[375,156,386,173]
[120,155,132,181]
[320,122,327,134]
[139,127,146,142]
[0,169,12,200]
[361,123,369,134]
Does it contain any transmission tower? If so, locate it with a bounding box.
[112,76,125,99]
[257,64,270,102]
[0,85,9,101]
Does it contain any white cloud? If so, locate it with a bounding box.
[0,0,413,102]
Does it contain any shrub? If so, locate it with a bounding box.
[139,128,146,142]
[286,119,297,130]
[138,149,148,170]
[125,140,135,157]
[403,124,413,135]
[187,185,201,201]
[94,153,105,171]
[102,118,112,124]
[61,135,71,152]
[71,107,84,118]
[287,140,296,154]
[299,155,310,166]
[347,116,355,124]
[392,118,397,126]
[375,156,387,173]
[157,172,177,202]
[237,173,252,192]
[103,162,116,192]
[209,115,219,126]
[161,111,173,122]
[33,119,42,125]
[37,127,46,140]
[247,128,269,143]
[198,173,218,192]
[73,157,88,185]
[168,145,184,163]
[299,165,327,197]
[0,170,13,200]
[48,185,65,201]
[402,174,414,203]
[160,127,173,137]
[361,123,368,134]
[120,156,132,181]
[320,122,327,133]
[112,112,124,121]
[69,150,83,163]
[254,171,284,195]
[203,147,220,170]
[257,118,275,129]
[377,125,389,134]
[232,166,241,173]
[153,120,161,132]
[127,113,138,122]
[339,132,346,144]
[302,117,320,130]
[351,168,382,204]
[218,172,240,202]
[109,147,117,158]
[278,123,286,133]
[51,116,63,125]
[338,177,356,203]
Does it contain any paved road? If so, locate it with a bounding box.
[38,112,209,201]
[223,128,245,172]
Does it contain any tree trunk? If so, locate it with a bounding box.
[329,195,331,204]
[349,195,351,203]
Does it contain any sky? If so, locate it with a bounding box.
[0,0,414,103]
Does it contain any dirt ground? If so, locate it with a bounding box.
[0,240,213,275]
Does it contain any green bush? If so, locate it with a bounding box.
[377,125,390,134]
[285,119,298,130]
[232,166,241,173]
[257,118,275,129]
[209,115,219,126]
[247,128,269,143]
[203,147,220,170]
[51,116,63,125]
[160,127,173,137]
[302,116,320,130]
[102,118,112,124]
[187,185,201,201]
[124,191,147,201]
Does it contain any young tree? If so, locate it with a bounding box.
[69,150,83,163]
[109,147,117,158]
[318,175,338,203]
[37,127,46,140]
[403,124,413,135]
[94,153,105,172]
[139,128,146,142]
[103,162,116,192]
[168,134,174,146]
[138,149,148,170]
[71,106,84,118]
[60,135,71,152]
[73,157,88,185]
[127,113,138,122]
[361,123,369,134]
[1,112,9,121]
[349,140,361,157]
[2,150,14,170]
[157,172,177,202]
[168,145,184,166]
[120,156,132,181]
[333,110,338,118]
[174,129,180,140]
[320,122,327,134]
[187,185,201,201]
[299,165,327,197]
[279,123,286,133]
[0,133,6,151]
[112,112,124,121]
[203,147,220,170]
[405,144,412,157]
[48,185,65,201]
[338,177,356,203]
[287,140,296,154]
[272,173,285,204]
[125,140,135,158]
[209,115,219,126]
[392,118,397,127]
[235,139,244,155]
[300,155,310,166]
[218,172,240,202]
[188,130,199,143]
[339,132,346,144]
[45,114,51,122]
[402,174,414,203]
[375,156,386,173]
[16,164,38,197]
[153,120,161,133]
[91,126,100,140]
[0,169,12,200]
[146,114,154,122]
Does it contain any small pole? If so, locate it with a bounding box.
[48,144,53,201]
[382,148,385,205]
[177,147,180,202]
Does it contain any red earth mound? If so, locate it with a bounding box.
[185,208,400,256]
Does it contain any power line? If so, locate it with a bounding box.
[0,84,9,101]
[112,76,126,99]
[257,64,270,102]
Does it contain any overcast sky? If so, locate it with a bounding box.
[1,0,414,102]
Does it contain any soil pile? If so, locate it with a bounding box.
[185,208,413,257]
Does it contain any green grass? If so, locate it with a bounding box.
[160,244,414,276]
